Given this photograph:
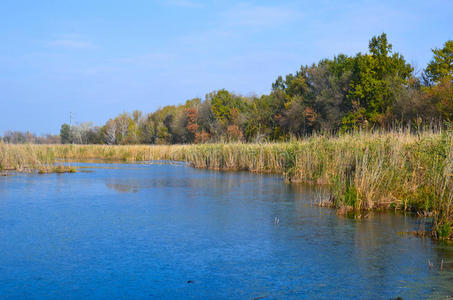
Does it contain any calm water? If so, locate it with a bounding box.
[0,162,452,299]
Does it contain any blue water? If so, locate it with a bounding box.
[0,162,452,299]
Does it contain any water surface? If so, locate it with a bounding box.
[0,162,452,299]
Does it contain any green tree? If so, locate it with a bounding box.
[209,90,245,123]
[345,33,413,127]
[425,40,453,84]
[312,57,353,130]
[244,92,287,141]
[60,123,71,144]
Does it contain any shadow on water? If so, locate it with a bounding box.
[0,162,453,299]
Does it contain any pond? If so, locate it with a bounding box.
[0,162,452,299]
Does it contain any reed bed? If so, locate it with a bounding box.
[0,142,74,173]
[1,131,452,239]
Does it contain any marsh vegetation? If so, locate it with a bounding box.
[2,129,452,239]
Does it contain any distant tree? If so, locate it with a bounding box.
[429,78,453,121]
[197,100,215,134]
[116,113,131,144]
[226,124,244,141]
[383,77,440,126]
[245,92,286,141]
[184,107,198,143]
[69,125,82,144]
[171,112,189,143]
[344,33,413,127]
[425,40,453,84]
[105,120,117,145]
[85,126,103,144]
[132,110,142,123]
[2,131,26,143]
[155,123,170,144]
[2,131,60,144]
[138,115,156,144]
[162,113,174,142]
[279,100,306,136]
[311,58,352,131]
[209,90,246,124]
[60,124,71,144]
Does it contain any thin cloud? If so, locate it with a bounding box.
[222,3,301,29]
[176,3,302,49]
[49,35,95,49]
[113,52,176,67]
[161,0,203,8]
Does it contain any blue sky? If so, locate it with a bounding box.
[1,0,452,134]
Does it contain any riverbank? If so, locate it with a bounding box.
[1,131,452,239]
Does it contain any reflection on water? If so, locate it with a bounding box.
[105,178,139,193]
[0,162,452,299]
[106,183,138,193]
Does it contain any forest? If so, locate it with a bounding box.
[2,33,452,144]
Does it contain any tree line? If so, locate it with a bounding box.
[2,33,452,144]
[1,131,60,144]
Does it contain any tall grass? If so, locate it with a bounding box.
[1,131,452,239]
[0,142,74,173]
